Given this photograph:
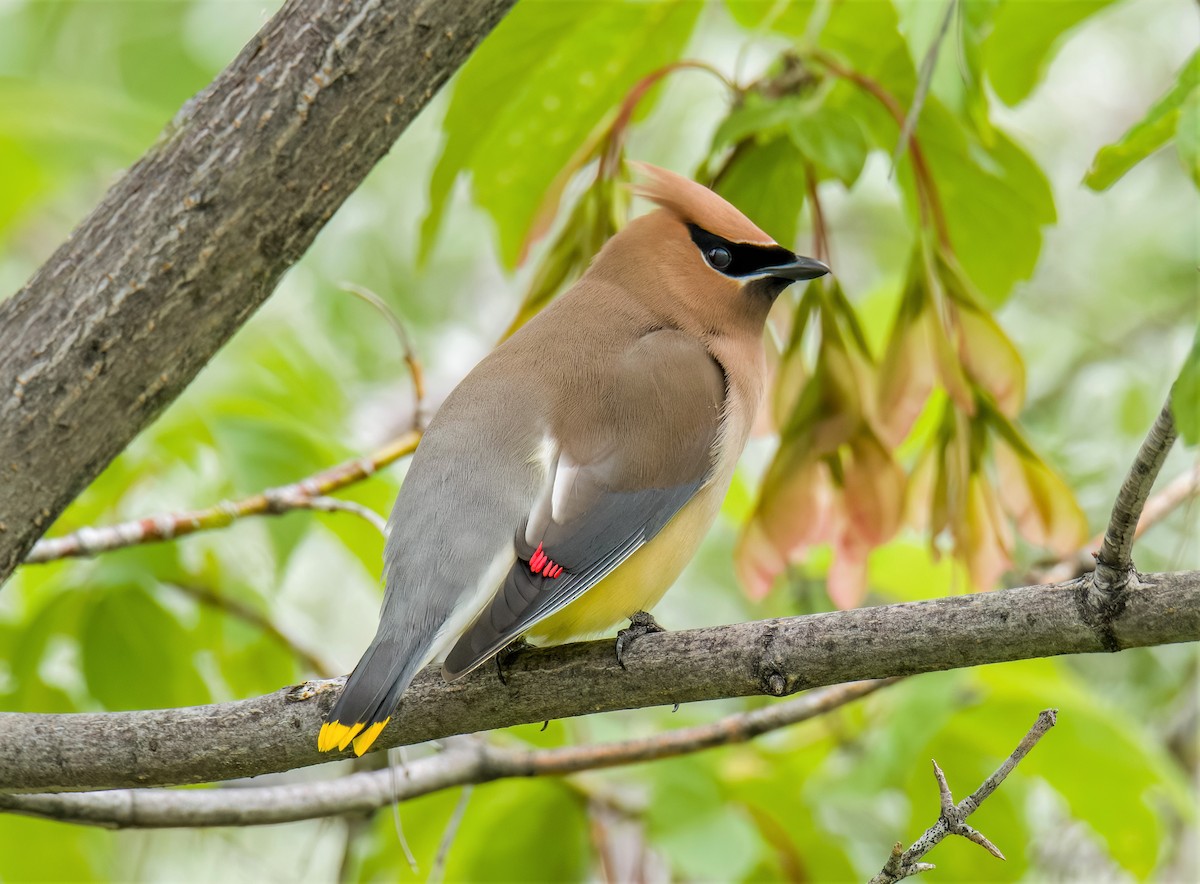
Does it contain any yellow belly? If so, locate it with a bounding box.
[527,483,724,643]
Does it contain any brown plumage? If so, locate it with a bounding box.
[319,165,829,756]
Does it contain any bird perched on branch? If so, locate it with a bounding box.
[320,164,829,756]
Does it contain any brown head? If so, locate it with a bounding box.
[585,163,830,339]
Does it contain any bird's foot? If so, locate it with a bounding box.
[616,611,665,669]
[495,636,533,686]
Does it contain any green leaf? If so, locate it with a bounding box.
[984,0,1117,106]
[713,136,808,246]
[421,0,702,267]
[81,585,209,710]
[210,603,302,696]
[866,540,965,603]
[711,92,806,150]
[646,756,769,881]
[724,0,816,35]
[0,137,48,238]
[1086,50,1200,191]
[821,0,917,100]
[1175,87,1200,188]
[3,587,89,713]
[973,660,1193,876]
[441,781,590,882]
[1172,323,1200,446]
[0,816,107,882]
[657,803,766,880]
[789,103,869,187]
[834,671,969,790]
[917,101,1056,305]
[355,787,463,881]
[0,76,164,157]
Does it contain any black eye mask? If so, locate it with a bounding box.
[688,224,797,278]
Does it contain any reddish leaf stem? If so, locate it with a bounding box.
[813,51,951,250]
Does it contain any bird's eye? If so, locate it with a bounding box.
[706,246,732,270]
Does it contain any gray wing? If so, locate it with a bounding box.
[442,330,725,678]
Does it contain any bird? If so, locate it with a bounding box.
[318,164,830,756]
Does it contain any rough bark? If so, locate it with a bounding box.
[0,0,515,585]
[1094,400,1178,592]
[1,570,1196,793]
[0,682,890,828]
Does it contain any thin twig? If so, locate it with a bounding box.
[294,495,387,536]
[892,0,957,174]
[607,61,734,172]
[804,162,830,262]
[339,282,427,429]
[386,747,420,873]
[813,51,950,249]
[1135,461,1200,539]
[23,431,419,565]
[1094,398,1178,592]
[0,680,891,828]
[428,785,473,883]
[166,582,335,679]
[338,810,375,882]
[869,709,1057,883]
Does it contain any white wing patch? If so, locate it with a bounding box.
[524,434,559,548]
[550,457,585,523]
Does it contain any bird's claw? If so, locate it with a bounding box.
[615,610,665,669]
[494,636,533,686]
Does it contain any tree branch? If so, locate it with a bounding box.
[287,495,388,535]
[23,431,419,564]
[0,681,888,828]
[0,0,515,586]
[1094,397,1178,592]
[869,709,1057,883]
[1,571,1195,793]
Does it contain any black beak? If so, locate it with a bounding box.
[764,255,831,281]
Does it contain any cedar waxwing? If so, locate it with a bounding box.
[319,165,830,756]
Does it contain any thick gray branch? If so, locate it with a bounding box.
[0,0,515,585]
[1,571,1196,793]
[0,681,889,828]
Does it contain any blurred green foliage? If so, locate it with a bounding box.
[1086,49,1200,191]
[0,0,1197,881]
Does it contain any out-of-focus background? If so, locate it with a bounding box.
[0,0,1196,880]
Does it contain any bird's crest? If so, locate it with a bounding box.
[632,162,776,246]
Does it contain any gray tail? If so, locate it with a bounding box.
[318,637,418,756]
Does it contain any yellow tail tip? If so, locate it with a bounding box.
[318,720,364,753]
[351,718,390,756]
[337,721,367,752]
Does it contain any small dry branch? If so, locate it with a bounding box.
[24,431,418,564]
[869,709,1058,883]
[1093,398,1178,592]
